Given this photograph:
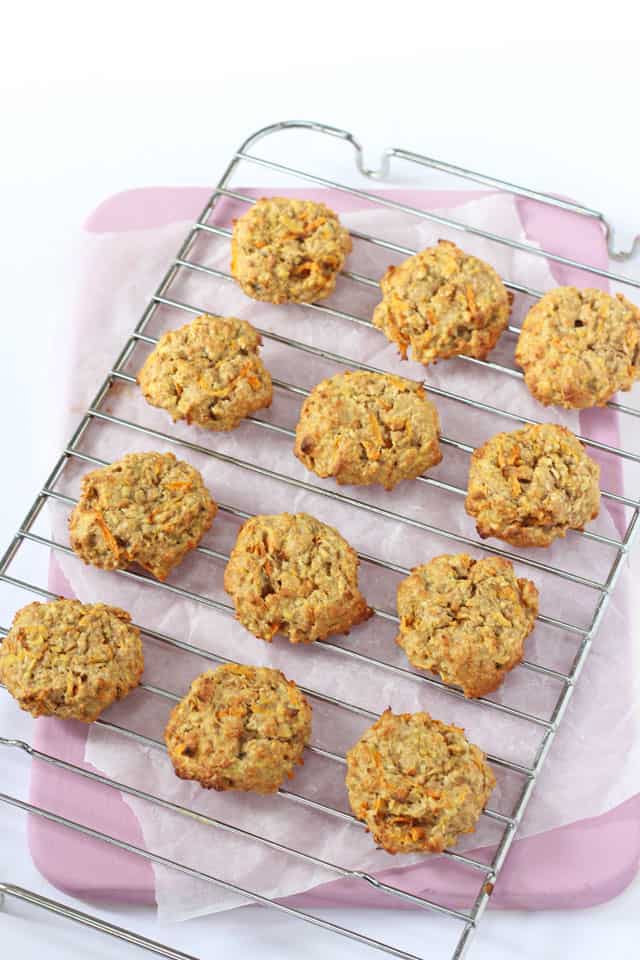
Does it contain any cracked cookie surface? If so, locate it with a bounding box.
[346,709,495,854]
[294,370,442,490]
[465,423,600,547]
[372,239,511,365]
[231,196,352,304]
[164,664,312,793]
[396,554,538,698]
[137,314,272,430]
[0,599,143,722]
[223,512,372,644]
[515,286,640,409]
[69,451,217,580]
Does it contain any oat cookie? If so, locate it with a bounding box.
[69,451,217,580]
[230,196,352,303]
[137,314,272,430]
[164,664,312,793]
[223,512,372,644]
[465,423,600,548]
[396,554,538,698]
[294,370,442,490]
[515,286,640,409]
[372,239,512,365]
[346,710,495,854]
[0,600,143,722]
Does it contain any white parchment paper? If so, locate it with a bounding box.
[49,194,639,919]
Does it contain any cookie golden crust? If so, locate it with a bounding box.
[230,197,352,304]
[396,554,538,698]
[137,314,272,431]
[223,512,372,644]
[164,665,312,793]
[465,423,600,548]
[346,710,495,854]
[294,371,442,490]
[69,452,217,580]
[372,239,512,365]
[0,600,143,722]
[515,287,640,409]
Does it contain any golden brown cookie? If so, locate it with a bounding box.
[372,239,512,365]
[465,423,600,548]
[396,554,538,698]
[230,196,352,303]
[294,370,442,490]
[223,512,372,644]
[515,287,640,409]
[164,664,312,793]
[137,314,272,430]
[69,452,217,580]
[346,709,495,854]
[0,600,143,722]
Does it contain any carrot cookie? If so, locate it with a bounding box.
[0,600,143,722]
[372,239,512,365]
[164,664,312,793]
[69,451,217,580]
[346,709,495,854]
[465,423,600,548]
[294,370,442,490]
[230,196,352,303]
[137,314,272,430]
[223,512,372,644]
[396,554,538,698]
[515,287,640,409]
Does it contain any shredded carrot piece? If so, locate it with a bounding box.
[207,362,261,398]
[219,704,246,718]
[465,285,477,316]
[363,413,383,461]
[95,513,119,558]
[387,318,409,358]
[284,217,326,239]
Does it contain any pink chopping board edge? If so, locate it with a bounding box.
[28,184,640,912]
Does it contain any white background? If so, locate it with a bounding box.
[1,2,639,958]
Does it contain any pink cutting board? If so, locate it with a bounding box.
[28,185,640,912]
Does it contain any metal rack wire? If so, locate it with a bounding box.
[1,120,639,960]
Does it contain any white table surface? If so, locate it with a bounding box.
[2,2,638,957]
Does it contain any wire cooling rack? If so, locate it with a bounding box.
[2,120,640,960]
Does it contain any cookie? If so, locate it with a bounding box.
[230,196,352,303]
[346,709,495,854]
[515,286,640,409]
[372,239,512,365]
[69,451,217,580]
[465,423,600,548]
[0,600,143,722]
[396,554,538,698]
[294,370,442,490]
[164,664,312,793]
[223,512,372,644]
[137,314,272,430]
